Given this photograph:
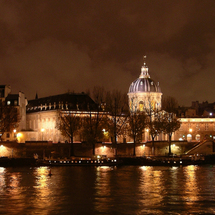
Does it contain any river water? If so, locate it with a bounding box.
[0,165,215,215]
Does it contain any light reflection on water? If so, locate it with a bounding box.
[0,165,215,214]
[32,166,53,214]
[139,166,164,211]
[183,165,199,205]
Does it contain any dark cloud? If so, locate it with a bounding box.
[0,0,215,106]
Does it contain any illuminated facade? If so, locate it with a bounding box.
[0,85,27,141]
[2,59,215,146]
[127,58,162,113]
[175,118,215,142]
[127,59,215,143]
[127,58,164,141]
[24,92,97,143]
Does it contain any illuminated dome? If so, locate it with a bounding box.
[128,61,161,93]
[127,57,163,113]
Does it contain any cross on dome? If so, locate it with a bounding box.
[143,55,147,66]
[139,55,150,78]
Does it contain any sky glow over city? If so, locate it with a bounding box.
[1,0,215,106]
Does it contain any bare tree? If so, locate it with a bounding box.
[82,110,108,155]
[147,110,164,155]
[81,86,108,156]
[162,96,179,114]
[92,86,106,106]
[56,110,82,157]
[105,90,129,156]
[162,96,181,155]
[143,97,164,155]
[0,100,20,140]
[128,110,147,156]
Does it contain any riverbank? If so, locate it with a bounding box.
[1,154,215,167]
[0,157,37,167]
[120,154,215,166]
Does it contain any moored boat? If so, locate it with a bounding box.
[38,157,121,166]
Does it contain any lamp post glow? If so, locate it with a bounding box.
[41,128,45,141]
[13,129,17,141]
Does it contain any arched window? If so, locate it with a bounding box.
[187,134,192,142]
[195,134,200,141]
[139,101,144,111]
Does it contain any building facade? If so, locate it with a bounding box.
[0,85,27,141]
[126,59,215,143]
[2,58,215,145]
[127,59,162,113]
[24,92,98,143]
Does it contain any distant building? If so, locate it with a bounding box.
[24,92,97,143]
[2,58,215,146]
[0,85,27,141]
[127,58,165,141]
[127,58,162,113]
[127,59,215,143]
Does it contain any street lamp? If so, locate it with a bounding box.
[13,129,17,140]
[41,128,45,141]
[146,129,149,141]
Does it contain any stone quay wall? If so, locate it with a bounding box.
[0,140,199,159]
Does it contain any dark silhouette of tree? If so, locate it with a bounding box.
[0,100,20,140]
[162,96,181,155]
[56,110,82,157]
[82,111,108,155]
[105,90,129,156]
[82,86,108,156]
[142,97,164,155]
[147,110,164,155]
[128,110,147,156]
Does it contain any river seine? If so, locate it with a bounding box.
[0,165,215,215]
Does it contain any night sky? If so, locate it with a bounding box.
[1,0,215,106]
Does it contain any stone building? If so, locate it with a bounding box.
[127,58,215,143]
[1,58,215,153]
[0,85,27,141]
[127,58,162,113]
[24,92,97,143]
[127,58,164,142]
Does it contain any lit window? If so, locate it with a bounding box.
[205,123,209,131]
[139,101,144,111]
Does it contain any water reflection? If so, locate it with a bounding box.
[0,167,25,214]
[0,167,22,195]
[139,166,164,207]
[0,165,215,214]
[32,166,53,213]
[94,166,114,213]
[183,165,199,204]
[95,166,112,196]
[167,166,180,205]
[0,167,5,191]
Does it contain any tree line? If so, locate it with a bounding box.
[56,86,181,157]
